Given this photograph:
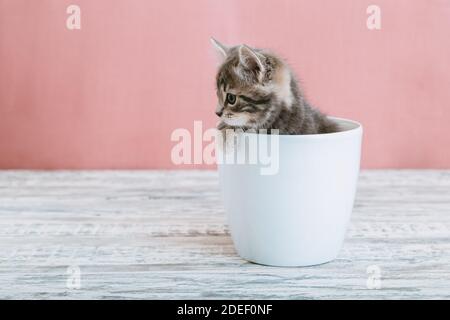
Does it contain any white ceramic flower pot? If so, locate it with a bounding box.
[218,117,363,267]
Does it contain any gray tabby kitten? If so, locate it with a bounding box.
[211,38,338,134]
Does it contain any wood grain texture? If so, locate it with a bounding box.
[0,170,449,299]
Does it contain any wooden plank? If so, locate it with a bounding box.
[0,170,449,299]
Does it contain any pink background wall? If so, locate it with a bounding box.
[1,0,449,169]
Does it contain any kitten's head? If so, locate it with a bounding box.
[211,38,294,129]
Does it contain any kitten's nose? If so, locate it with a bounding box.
[215,110,223,117]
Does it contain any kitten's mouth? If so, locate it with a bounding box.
[222,113,250,127]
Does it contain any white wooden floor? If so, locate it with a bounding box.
[0,170,449,299]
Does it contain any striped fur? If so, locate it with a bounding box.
[211,39,338,135]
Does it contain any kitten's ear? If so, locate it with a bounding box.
[210,37,228,62]
[238,45,265,82]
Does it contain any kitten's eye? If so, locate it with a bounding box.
[226,93,237,105]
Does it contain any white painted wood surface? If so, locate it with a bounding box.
[0,170,449,299]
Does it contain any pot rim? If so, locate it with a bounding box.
[239,116,362,140]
